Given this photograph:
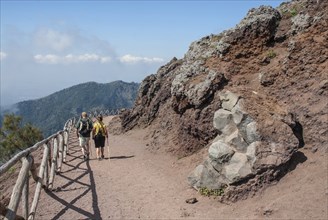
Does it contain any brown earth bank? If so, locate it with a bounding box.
[118,0,327,202]
[1,116,327,219]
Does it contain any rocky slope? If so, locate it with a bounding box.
[116,0,327,200]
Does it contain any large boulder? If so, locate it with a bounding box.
[188,91,299,198]
[171,65,226,113]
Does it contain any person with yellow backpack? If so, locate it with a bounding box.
[92,115,108,160]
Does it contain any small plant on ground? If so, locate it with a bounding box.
[290,8,298,17]
[8,166,16,174]
[267,50,277,59]
[210,34,223,42]
[199,187,225,197]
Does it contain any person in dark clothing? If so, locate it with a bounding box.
[75,112,93,161]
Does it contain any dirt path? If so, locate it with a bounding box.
[35,116,328,219]
[36,116,202,219]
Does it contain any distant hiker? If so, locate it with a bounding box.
[75,112,93,161]
[92,115,108,160]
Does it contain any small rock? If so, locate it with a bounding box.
[263,208,273,216]
[261,57,271,65]
[185,198,198,204]
[311,147,318,153]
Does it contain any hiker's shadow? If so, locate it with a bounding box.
[109,155,135,160]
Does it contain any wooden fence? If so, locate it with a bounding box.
[0,119,74,220]
[0,110,120,220]
[0,109,120,220]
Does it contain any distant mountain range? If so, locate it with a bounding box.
[1,80,139,136]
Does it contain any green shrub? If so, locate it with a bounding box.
[8,166,16,174]
[290,8,298,17]
[199,187,225,197]
[267,50,277,59]
[211,34,223,42]
[0,114,43,163]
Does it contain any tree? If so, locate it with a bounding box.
[0,114,43,163]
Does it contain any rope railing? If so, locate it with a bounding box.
[0,118,74,220]
[0,108,120,220]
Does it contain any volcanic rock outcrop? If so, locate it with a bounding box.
[188,91,299,200]
[117,0,327,200]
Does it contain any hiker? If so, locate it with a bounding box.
[75,112,93,161]
[92,115,108,160]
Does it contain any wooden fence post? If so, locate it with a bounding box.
[63,131,69,161]
[72,118,76,129]
[29,156,39,183]
[5,155,32,220]
[22,170,29,220]
[57,134,64,172]
[43,143,50,187]
[28,143,50,220]
[48,137,59,190]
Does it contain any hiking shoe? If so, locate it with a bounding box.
[98,157,101,161]
[83,155,87,161]
[101,155,105,159]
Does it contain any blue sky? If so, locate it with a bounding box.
[0,0,285,106]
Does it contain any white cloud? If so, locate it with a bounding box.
[77,53,100,62]
[100,57,111,63]
[34,28,73,52]
[119,54,164,64]
[1,26,166,106]
[33,53,163,65]
[34,54,60,64]
[0,51,8,60]
[34,53,112,64]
